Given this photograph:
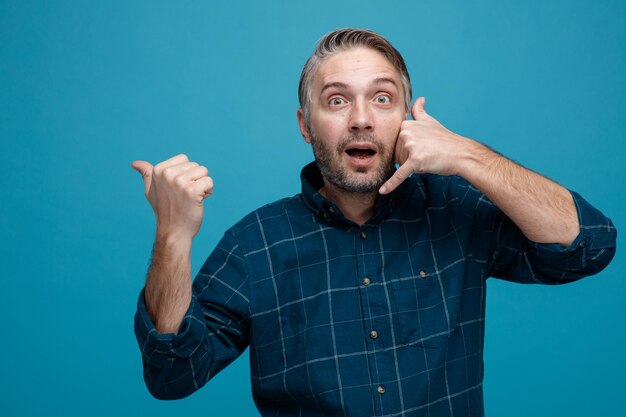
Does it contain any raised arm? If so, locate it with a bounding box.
[131,153,213,334]
[380,97,578,246]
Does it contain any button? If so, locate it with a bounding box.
[377,385,385,394]
[328,206,335,213]
[360,231,367,240]
[362,277,371,286]
[419,270,427,278]
[370,330,378,339]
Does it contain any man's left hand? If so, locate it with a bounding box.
[379,97,475,194]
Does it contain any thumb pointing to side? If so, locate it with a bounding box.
[131,160,154,195]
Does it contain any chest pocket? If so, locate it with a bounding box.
[390,266,451,348]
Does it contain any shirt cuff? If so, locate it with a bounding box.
[528,190,617,272]
[134,289,206,360]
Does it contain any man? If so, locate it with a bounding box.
[132,29,616,416]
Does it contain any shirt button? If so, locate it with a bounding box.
[360,231,367,240]
[370,330,378,339]
[362,277,371,286]
[419,270,427,278]
[377,385,385,394]
[328,206,335,213]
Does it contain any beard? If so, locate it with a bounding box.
[310,130,395,194]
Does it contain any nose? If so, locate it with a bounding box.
[349,99,373,132]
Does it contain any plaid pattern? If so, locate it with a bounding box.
[135,162,616,416]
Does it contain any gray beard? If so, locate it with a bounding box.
[310,131,395,194]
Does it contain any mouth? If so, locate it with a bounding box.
[343,143,378,167]
[344,143,377,158]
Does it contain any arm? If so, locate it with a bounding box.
[380,97,616,282]
[132,154,252,400]
[455,142,578,246]
[380,97,578,246]
[144,233,192,334]
[132,154,213,333]
[134,232,251,399]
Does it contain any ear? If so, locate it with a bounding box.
[297,108,312,144]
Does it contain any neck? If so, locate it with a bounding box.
[319,181,377,226]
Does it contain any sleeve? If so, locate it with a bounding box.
[483,190,617,284]
[133,231,251,399]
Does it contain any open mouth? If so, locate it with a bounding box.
[345,146,377,159]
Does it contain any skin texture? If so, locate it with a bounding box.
[297,47,407,224]
[133,45,579,334]
[131,154,212,334]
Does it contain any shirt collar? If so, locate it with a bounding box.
[300,161,405,227]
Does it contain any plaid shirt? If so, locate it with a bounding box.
[134,162,616,417]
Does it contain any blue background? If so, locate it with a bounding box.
[1,0,624,415]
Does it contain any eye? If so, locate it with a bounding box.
[376,94,391,104]
[329,97,346,106]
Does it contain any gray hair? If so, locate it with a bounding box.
[298,28,412,128]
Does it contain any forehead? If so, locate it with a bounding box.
[313,47,401,90]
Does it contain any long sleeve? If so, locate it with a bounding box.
[484,190,617,284]
[134,231,251,399]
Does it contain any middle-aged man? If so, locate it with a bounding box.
[132,28,617,416]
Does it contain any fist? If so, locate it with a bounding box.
[131,154,213,240]
[379,97,473,194]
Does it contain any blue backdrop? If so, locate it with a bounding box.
[1,1,624,416]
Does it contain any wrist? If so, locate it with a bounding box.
[155,227,193,251]
[454,137,496,181]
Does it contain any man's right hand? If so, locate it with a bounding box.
[131,154,213,241]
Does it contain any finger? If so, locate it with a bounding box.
[192,176,214,199]
[411,96,426,120]
[379,162,414,195]
[161,161,199,178]
[180,165,209,181]
[131,160,153,194]
[155,153,190,171]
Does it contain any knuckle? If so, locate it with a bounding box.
[162,166,175,179]
[184,183,195,194]
[175,175,187,187]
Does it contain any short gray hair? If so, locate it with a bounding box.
[298,28,412,127]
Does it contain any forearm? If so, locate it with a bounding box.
[144,231,193,334]
[457,138,579,246]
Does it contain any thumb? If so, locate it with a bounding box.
[411,96,426,119]
[131,160,153,194]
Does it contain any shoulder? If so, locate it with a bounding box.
[224,193,315,250]
[400,174,497,217]
[402,173,480,203]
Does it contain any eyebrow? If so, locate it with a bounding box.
[319,77,399,96]
[320,82,349,96]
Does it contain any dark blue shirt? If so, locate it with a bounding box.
[134,162,617,416]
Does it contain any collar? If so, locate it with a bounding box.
[300,161,405,228]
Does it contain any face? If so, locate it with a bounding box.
[298,47,407,194]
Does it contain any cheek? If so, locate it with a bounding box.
[311,114,345,141]
[380,117,403,141]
